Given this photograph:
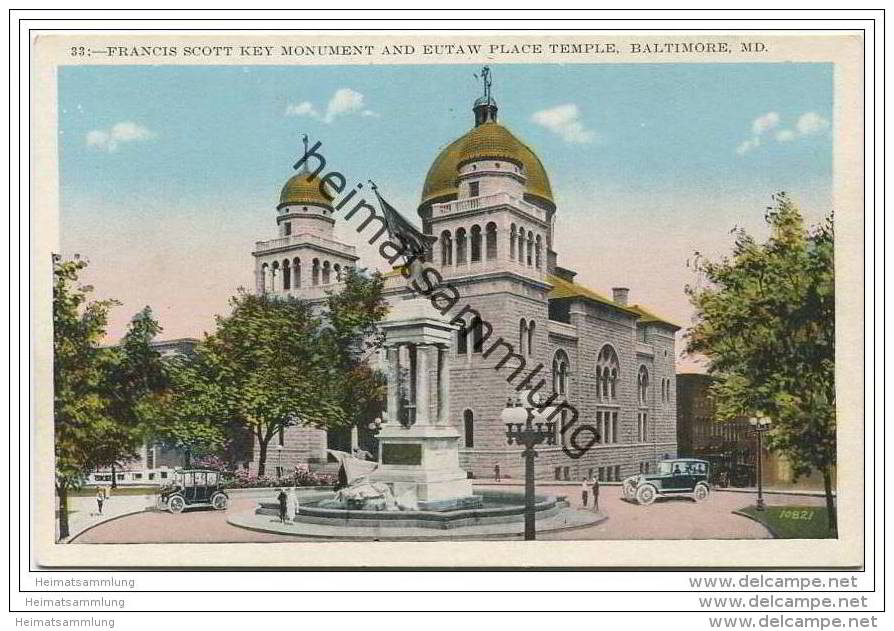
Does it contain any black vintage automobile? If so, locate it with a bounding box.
[622,458,711,505]
[156,469,229,513]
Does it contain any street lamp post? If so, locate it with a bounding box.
[276,444,284,480]
[749,416,772,511]
[502,390,556,541]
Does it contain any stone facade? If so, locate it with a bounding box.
[249,83,679,481]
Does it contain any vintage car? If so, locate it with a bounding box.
[156,469,229,513]
[622,458,711,505]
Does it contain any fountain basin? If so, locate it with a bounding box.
[255,489,567,530]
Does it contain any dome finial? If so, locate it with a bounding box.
[299,133,310,173]
[472,66,498,126]
[480,66,492,102]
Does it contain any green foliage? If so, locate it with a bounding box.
[53,256,125,487]
[686,193,836,528]
[53,257,168,537]
[159,268,389,475]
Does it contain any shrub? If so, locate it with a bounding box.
[221,468,336,489]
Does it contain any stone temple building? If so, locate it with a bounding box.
[250,78,679,482]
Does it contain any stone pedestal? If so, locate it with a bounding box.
[372,294,479,511]
[371,424,480,511]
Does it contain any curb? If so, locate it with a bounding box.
[227,509,608,541]
[65,507,151,543]
[731,509,779,539]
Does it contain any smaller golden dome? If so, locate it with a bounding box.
[279,171,333,209]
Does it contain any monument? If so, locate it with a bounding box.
[371,294,482,511]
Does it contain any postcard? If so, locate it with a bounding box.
[30,31,864,568]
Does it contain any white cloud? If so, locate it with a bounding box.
[736,137,761,155]
[775,129,796,142]
[796,111,830,136]
[531,103,596,144]
[85,121,153,152]
[284,101,319,118]
[736,110,830,155]
[284,88,376,124]
[751,112,780,136]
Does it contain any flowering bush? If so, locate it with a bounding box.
[221,467,336,489]
[191,455,230,472]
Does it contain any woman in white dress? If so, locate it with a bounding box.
[290,486,300,521]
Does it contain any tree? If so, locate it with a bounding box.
[166,269,389,477]
[104,306,168,486]
[321,268,389,436]
[53,257,170,539]
[147,352,230,467]
[686,193,836,532]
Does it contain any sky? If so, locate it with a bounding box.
[58,62,834,372]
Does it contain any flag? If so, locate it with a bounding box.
[370,182,436,264]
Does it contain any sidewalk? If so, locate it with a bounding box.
[60,493,156,542]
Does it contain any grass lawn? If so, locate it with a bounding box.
[739,505,836,539]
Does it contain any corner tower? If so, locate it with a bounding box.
[252,156,359,302]
[415,68,557,476]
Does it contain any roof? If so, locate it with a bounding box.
[547,273,679,329]
[625,304,681,330]
[419,121,553,209]
[547,273,637,314]
[279,171,334,210]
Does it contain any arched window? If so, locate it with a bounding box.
[440,230,453,266]
[293,257,301,288]
[463,410,474,448]
[638,366,650,406]
[456,228,467,264]
[282,259,291,290]
[271,261,280,291]
[471,316,485,353]
[517,227,525,264]
[535,235,543,269]
[509,224,517,260]
[333,263,342,282]
[519,319,527,356]
[312,258,320,286]
[457,321,468,354]
[552,350,570,396]
[322,260,331,284]
[597,345,620,402]
[485,222,497,260]
[260,263,269,293]
[526,232,534,266]
[527,320,536,356]
[470,225,482,262]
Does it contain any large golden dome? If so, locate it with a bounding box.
[419,121,554,210]
[279,171,333,209]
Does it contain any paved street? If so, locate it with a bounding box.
[73,485,825,543]
[61,492,157,542]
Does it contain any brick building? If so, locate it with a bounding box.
[250,76,679,482]
[676,373,834,490]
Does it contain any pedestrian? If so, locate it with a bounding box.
[494,464,501,482]
[591,475,600,512]
[580,477,589,508]
[286,486,299,523]
[291,486,300,520]
[276,488,288,523]
[95,487,105,516]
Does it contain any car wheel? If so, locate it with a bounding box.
[168,495,186,513]
[635,484,657,506]
[693,483,710,503]
[211,492,228,510]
